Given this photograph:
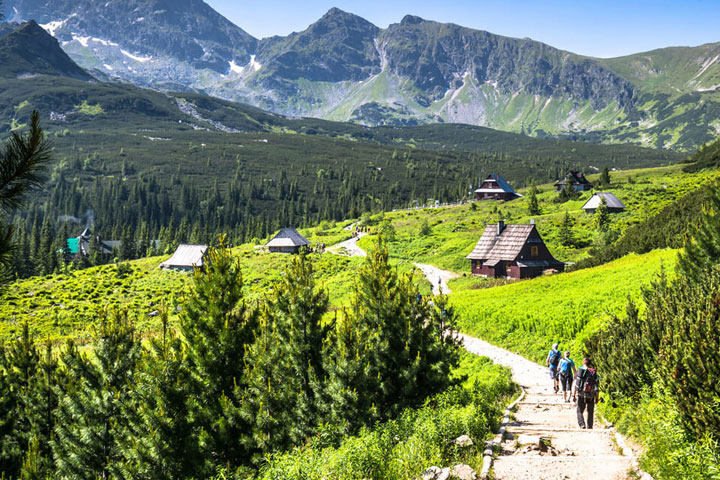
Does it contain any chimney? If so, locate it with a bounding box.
[530,219,535,225]
[497,220,505,236]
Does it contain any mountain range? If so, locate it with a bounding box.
[4,0,720,151]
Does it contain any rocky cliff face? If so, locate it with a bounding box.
[6,0,257,72]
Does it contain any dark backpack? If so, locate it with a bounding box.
[576,368,598,394]
[549,350,561,367]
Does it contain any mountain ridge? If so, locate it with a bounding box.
[4,1,720,150]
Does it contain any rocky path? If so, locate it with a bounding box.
[461,334,634,479]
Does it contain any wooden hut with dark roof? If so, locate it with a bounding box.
[266,227,311,254]
[554,170,593,192]
[466,221,564,279]
[474,174,522,201]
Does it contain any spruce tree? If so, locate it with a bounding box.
[559,211,575,247]
[118,307,201,479]
[180,240,258,469]
[52,310,141,479]
[677,183,720,280]
[274,253,331,442]
[527,184,541,215]
[594,197,611,232]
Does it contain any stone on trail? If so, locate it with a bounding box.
[421,466,448,480]
[454,434,474,447]
[450,464,477,480]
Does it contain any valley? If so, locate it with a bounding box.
[1,2,720,479]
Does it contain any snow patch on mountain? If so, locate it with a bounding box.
[40,16,75,36]
[121,50,152,63]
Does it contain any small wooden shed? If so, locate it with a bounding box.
[266,228,311,254]
[466,221,564,279]
[159,244,208,271]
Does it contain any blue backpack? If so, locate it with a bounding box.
[559,358,573,373]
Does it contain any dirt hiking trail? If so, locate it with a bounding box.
[327,223,367,257]
[409,263,643,479]
[461,334,636,479]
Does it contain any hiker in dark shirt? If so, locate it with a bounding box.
[572,357,600,429]
[545,343,562,393]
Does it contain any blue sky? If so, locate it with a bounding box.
[206,0,719,58]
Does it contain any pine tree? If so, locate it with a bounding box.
[275,253,331,442]
[327,240,460,432]
[0,112,51,282]
[180,240,258,469]
[527,184,541,215]
[52,310,141,479]
[678,183,720,280]
[118,307,201,479]
[0,323,40,477]
[594,197,611,232]
[559,211,575,247]
[599,167,611,186]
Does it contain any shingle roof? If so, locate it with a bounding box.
[474,174,521,196]
[160,244,208,269]
[466,224,535,260]
[582,192,625,210]
[266,228,311,248]
[555,170,592,186]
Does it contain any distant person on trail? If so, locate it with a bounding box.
[558,351,577,402]
[546,343,562,393]
[572,357,600,429]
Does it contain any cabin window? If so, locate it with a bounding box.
[531,246,539,257]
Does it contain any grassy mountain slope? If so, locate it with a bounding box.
[356,164,711,270]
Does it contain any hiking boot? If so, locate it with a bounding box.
[579,425,586,429]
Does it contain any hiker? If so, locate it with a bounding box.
[572,357,600,429]
[558,351,577,402]
[546,343,562,393]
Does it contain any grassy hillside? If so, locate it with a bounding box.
[451,249,677,363]
[357,164,712,270]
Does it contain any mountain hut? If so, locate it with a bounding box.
[466,221,564,279]
[554,170,593,192]
[266,227,311,254]
[581,192,625,213]
[474,174,522,201]
[159,244,208,271]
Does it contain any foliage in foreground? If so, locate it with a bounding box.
[0,241,461,478]
[248,354,515,480]
[586,183,720,479]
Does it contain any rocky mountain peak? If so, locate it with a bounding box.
[400,15,425,25]
[0,20,93,80]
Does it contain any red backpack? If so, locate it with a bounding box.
[577,368,597,394]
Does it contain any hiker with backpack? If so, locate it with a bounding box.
[558,351,577,402]
[546,343,562,393]
[572,357,600,429]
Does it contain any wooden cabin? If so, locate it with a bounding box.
[160,244,208,271]
[466,221,564,279]
[266,227,311,254]
[582,192,625,213]
[474,174,522,201]
[554,170,593,192]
